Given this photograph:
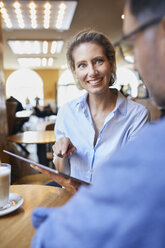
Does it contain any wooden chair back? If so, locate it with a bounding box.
[6,101,18,135]
[45,123,55,130]
[45,122,55,165]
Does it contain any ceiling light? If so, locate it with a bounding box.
[43,2,51,29]
[17,57,54,68]
[8,40,41,54]
[13,1,25,29]
[29,2,37,29]
[50,41,57,54]
[0,1,78,30]
[42,58,47,67]
[48,58,53,67]
[0,5,12,28]
[8,40,64,55]
[17,58,42,67]
[50,41,64,54]
[42,41,48,54]
[55,3,66,29]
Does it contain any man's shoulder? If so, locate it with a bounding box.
[104,117,165,167]
[122,117,165,158]
[141,117,165,137]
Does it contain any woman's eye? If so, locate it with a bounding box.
[95,58,104,64]
[78,63,86,69]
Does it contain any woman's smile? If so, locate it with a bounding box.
[87,77,103,86]
[72,42,112,94]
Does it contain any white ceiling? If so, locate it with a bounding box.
[2,0,124,70]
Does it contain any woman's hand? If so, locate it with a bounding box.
[53,137,76,158]
[30,164,80,194]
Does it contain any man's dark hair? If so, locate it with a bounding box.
[126,0,165,20]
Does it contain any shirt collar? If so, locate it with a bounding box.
[113,91,127,116]
[74,93,88,112]
[74,90,128,115]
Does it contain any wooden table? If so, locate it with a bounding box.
[8,130,55,144]
[8,131,56,165]
[0,185,72,248]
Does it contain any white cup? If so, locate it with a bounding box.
[0,163,11,209]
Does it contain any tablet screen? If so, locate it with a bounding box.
[3,150,90,185]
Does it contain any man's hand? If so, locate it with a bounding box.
[53,137,76,158]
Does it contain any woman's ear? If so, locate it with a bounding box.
[109,59,113,67]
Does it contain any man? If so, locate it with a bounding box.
[31,0,165,247]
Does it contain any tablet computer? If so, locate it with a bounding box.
[3,150,90,185]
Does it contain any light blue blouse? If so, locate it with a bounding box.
[54,91,149,182]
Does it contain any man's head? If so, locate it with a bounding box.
[123,0,165,108]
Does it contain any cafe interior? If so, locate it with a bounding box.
[0,0,162,191]
[0,0,163,246]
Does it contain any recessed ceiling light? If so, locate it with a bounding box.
[17,57,55,68]
[42,41,48,54]
[0,1,78,30]
[17,58,42,67]
[8,40,64,55]
[48,57,53,67]
[42,58,47,67]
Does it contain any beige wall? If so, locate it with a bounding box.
[4,69,59,102]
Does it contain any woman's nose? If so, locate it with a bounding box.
[88,64,98,77]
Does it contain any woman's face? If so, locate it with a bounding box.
[72,42,112,95]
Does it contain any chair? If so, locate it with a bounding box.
[6,101,18,135]
[6,101,30,155]
[45,123,55,130]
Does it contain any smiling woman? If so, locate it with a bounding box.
[32,30,149,184]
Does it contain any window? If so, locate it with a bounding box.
[6,68,44,108]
